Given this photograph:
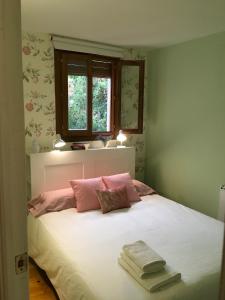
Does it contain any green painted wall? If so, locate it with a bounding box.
[146,31,225,218]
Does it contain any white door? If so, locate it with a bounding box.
[0,0,28,299]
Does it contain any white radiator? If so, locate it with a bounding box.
[218,185,225,221]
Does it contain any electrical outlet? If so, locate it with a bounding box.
[15,252,28,274]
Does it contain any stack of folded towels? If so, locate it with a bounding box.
[118,240,181,292]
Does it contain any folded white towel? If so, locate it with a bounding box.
[118,256,181,292]
[123,240,166,273]
[121,252,164,278]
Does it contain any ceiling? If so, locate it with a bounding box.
[21,0,225,48]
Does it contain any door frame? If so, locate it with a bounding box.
[0,0,28,299]
[0,211,7,299]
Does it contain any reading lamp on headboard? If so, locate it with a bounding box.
[116,130,127,148]
[53,134,66,150]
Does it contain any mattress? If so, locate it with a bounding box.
[28,195,224,300]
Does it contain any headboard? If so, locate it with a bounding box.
[26,147,135,198]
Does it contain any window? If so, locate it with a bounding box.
[55,50,119,141]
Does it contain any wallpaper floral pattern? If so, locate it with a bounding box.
[22,32,55,152]
[22,32,147,180]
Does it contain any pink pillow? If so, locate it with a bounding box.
[102,173,140,202]
[70,177,105,212]
[96,186,131,214]
[28,188,75,217]
[132,179,156,196]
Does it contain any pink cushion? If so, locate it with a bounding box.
[28,188,75,217]
[102,173,140,202]
[70,177,105,212]
[132,179,156,196]
[96,186,131,214]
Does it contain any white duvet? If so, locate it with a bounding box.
[28,195,224,300]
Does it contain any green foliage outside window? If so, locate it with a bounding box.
[92,77,110,132]
[68,75,87,130]
[68,75,110,132]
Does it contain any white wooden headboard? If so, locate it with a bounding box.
[26,147,135,198]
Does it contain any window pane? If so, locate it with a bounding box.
[92,77,111,132]
[121,65,139,129]
[68,75,87,130]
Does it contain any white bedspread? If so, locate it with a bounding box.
[28,195,224,300]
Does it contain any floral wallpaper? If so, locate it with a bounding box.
[22,32,147,181]
[22,32,55,152]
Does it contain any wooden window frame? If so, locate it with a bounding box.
[54,50,119,141]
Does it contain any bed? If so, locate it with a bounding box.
[27,148,224,300]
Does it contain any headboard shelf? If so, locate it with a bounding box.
[26,147,135,199]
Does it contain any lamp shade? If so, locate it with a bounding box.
[53,134,66,149]
[116,130,127,143]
